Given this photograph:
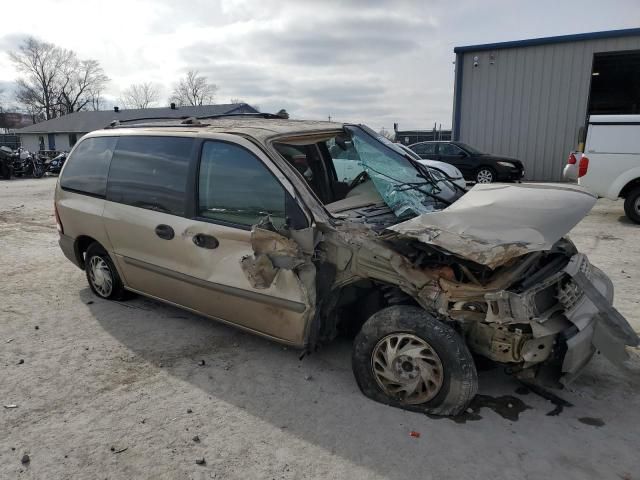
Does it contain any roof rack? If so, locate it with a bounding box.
[104,110,290,129]
[195,111,289,120]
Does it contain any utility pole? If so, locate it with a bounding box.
[328,114,332,122]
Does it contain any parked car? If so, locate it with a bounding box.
[577,114,640,224]
[390,142,467,190]
[563,151,583,182]
[409,141,525,183]
[55,116,637,416]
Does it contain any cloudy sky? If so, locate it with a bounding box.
[0,0,638,130]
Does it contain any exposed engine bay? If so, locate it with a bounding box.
[240,124,639,390]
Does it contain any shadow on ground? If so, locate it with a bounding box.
[83,287,640,479]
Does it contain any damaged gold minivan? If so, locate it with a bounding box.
[55,115,638,416]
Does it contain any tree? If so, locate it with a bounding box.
[378,127,395,141]
[170,70,217,106]
[9,37,109,118]
[58,57,109,114]
[10,37,66,119]
[119,82,160,109]
[229,98,245,104]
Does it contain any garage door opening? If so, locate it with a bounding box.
[589,50,640,115]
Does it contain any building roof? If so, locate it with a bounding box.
[454,27,640,54]
[15,103,258,134]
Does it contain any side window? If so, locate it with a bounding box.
[326,138,364,182]
[411,143,436,155]
[439,143,462,155]
[198,141,287,228]
[107,136,193,216]
[60,136,117,196]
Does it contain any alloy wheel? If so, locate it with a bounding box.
[88,255,113,297]
[476,168,494,183]
[371,333,444,404]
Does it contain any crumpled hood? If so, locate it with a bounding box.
[388,183,597,268]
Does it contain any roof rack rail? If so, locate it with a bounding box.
[106,116,207,129]
[104,110,290,129]
[196,110,289,120]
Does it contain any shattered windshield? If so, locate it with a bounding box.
[344,125,462,219]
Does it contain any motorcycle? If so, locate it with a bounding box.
[0,146,13,179]
[7,148,45,178]
[44,152,68,175]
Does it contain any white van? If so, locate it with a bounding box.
[578,114,640,223]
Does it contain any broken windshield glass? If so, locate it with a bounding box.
[345,126,460,219]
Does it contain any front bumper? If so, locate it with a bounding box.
[560,254,639,380]
[496,167,525,182]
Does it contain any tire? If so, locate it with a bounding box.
[352,305,478,416]
[623,186,640,224]
[0,164,10,180]
[32,163,44,178]
[475,167,495,183]
[84,242,128,300]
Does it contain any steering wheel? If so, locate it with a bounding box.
[348,171,369,190]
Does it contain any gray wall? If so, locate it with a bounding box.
[453,36,640,181]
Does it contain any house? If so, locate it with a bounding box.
[15,103,259,152]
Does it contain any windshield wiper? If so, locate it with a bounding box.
[400,153,468,195]
[392,181,453,206]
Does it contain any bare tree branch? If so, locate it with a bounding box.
[9,37,109,118]
[170,70,217,106]
[119,82,160,109]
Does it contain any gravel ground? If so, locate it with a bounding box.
[1,177,639,480]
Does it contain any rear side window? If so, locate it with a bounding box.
[439,143,462,155]
[60,136,117,196]
[107,136,194,216]
[198,141,286,228]
[411,143,436,155]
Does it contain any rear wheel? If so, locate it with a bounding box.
[352,305,478,416]
[84,243,128,300]
[475,167,495,183]
[624,186,640,224]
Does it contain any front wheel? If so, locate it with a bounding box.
[32,163,45,178]
[624,187,640,224]
[352,306,478,416]
[475,167,495,183]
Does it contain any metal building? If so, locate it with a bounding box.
[452,28,640,181]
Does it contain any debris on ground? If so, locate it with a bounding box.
[34,326,39,330]
[198,360,205,366]
[195,457,206,465]
[409,431,421,438]
[192,435,200,442]
[187,409,193,414]
[110,447,128,454]
[578,417,605,427]
[21,454,30,464]
[86,301,94,305]
[17,359,24,365]
[6,338,13,343]
[304,374,313,381]
[4,404,18,409]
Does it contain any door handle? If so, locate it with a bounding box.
[154,224,175,240]
[193,233,219,249]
